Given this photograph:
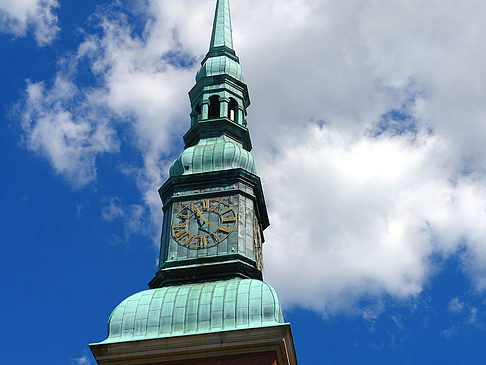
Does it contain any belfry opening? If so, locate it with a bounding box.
[208,95,220,119]
[228,97,238,122]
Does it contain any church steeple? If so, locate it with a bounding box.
[148,0,268,288]
[90,2,298,362]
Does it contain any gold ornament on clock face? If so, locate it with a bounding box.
[172,199,238,249]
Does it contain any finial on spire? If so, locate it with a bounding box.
[209,0,234,51]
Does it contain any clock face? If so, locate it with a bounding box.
[172,198,238,249]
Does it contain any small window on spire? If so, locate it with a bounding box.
[228,98,238,122]
[195,104,202,121]
[208,96,220,119]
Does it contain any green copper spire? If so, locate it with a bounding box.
[198,0,240,78]
[184,0,252,153]
[147,0,268,289]
[209,0,234,50]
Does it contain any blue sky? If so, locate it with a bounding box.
[2,0,486,364]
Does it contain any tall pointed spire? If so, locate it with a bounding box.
[183,0,251,151]
[209,0,234,50]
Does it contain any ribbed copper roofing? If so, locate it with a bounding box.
[196,55,244,82]
[98,279,284,344]
[170,137,256,177]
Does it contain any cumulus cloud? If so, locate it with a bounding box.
[234,0,486,313]
[468,307,478,324]
[101,197,146,243]
[260,123,486,312]
[0,0,59,45]
[101,197,125,222]
[19,2,200,202]
[71,349,93,364]
[16,0,486,314]
[73,357,91,365]
[20,77,119,187]
[448,298,464,313]
[443,297,480,336]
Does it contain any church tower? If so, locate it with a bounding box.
[90,1,298,364]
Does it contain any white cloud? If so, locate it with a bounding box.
[101,197,125,222]
[71,349,92,364]
[73,357,91,365]
[468,307,478,324]
[444,298,480,335]
[235,0,486,313]
[20,77,119,187]
[17,0,486,314]
[442,326,457,339]
[448,298,465,313]
[19,2,199,202]
[260,124,486,312]
[101,197,146,243]
[0,0,59,45]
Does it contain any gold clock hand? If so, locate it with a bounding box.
[196,207,215,227]
[192,205,206,223]
[204,219,224,229]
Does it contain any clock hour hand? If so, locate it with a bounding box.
[198,227,211,234]
[194,206,216,227]
[192,206,207,225]
[192,204,232,231]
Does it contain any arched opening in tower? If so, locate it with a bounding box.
[208,96,220,119]
[228,98,238,122]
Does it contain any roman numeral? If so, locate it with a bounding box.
[173,223,187,229]
[218,225,232,234]
[174,229,189,239]
[211,233,221,243]
[212,201,222,212]
[185,234,196,247]
[199,236,207,247]
[222,217,237,223]
[202,199,210,210]
[220,208,232,216]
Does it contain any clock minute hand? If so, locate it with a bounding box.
[204,219,221,229]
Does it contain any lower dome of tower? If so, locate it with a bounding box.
[97,278,284,344]
[169,136,256,177]
[196,55,244,82]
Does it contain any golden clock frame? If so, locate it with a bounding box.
[171,198,238,249]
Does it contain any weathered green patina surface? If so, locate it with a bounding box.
[148,0,266,287]
[188,0,250,135]
[210,0,233,50]
[100,279,284,343]
[170,136,256,177]
[92,0,283,350]
[196,55,244,83]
